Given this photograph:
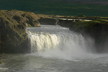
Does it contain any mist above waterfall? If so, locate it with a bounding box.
[26,25,95,60]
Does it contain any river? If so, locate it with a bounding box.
[0,54,108,72]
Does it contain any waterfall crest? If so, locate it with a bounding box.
[26,25,95,60]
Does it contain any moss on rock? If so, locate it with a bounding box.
[0,10,40,53]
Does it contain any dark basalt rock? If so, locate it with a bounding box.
[39,18,56,25]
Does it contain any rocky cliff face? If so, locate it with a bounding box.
[58,20,108,52]
[0,10,40,53]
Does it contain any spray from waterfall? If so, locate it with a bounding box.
[26,25,95,60]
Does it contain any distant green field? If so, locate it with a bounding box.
[0,0,108,16]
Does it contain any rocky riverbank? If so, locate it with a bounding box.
[0,10,40,53]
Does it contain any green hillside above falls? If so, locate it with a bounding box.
[0,0,108,16]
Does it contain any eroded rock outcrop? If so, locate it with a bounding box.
[0,10,40,53]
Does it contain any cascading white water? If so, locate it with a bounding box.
[26,25,95,60]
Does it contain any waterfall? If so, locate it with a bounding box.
[26,25,95,60]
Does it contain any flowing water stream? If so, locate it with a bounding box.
[0,25,108,72]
